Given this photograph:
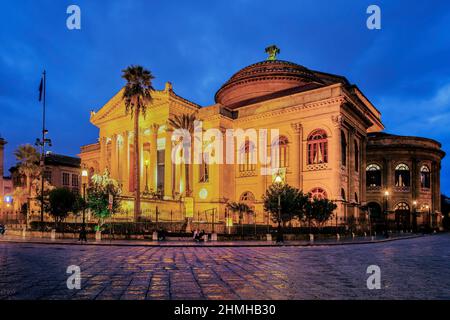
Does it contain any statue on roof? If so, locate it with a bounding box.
[265,45,280,60]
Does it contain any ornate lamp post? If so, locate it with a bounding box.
[383,190,389,236]
[274,172,283,243]
[80,169,88,242]
[412,200,417,233]
[144,159,149,194]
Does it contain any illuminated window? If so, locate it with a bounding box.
[395,163,410,187]
[276,136,289,168]
[307,129,328,164]
[366,164,382,187]
[309,187,327,200]
[395,202,410,211]
[239,140,256,173]
[420,165,430,189]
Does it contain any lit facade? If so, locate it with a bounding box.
[79,52,445,230]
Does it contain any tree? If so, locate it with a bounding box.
[263,184,308,226]
[305,197,337,230]
[33,178,55,219]
[226,201,254,235]
[86,170,121,230]
[14,144,40,223]
[48,188,79,228]
[122,65,154,221]
[169,113,197,196]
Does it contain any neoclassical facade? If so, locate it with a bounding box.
[79,49,445,230]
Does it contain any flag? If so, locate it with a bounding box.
[38,77,43,102]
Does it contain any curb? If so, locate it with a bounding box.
[0,234,427,248]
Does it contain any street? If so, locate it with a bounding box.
[0,234,449,300]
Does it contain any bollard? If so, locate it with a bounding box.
[152,231,158,241]
[309,234,314,242]
[352,232,355,238]
[364,232,367,237]
[21,226,26,238]
[266,233,272,241]
[336,233,340,240]
[95,230,102,241]
[51,229,56,240]
[211,233,218,241]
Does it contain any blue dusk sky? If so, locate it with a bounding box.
[0,0,449,194]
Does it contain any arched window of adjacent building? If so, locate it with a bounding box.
[420,165,431,189]
[309,187,327,200]
[354,140,359,172]
[395,163,410,187]
[239,140,256,173]
[366,164,382,187]
[307,129,328,164]
[341,188,346,201]
[341,130,347,166]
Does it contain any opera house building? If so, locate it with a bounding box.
[80,48,445,232]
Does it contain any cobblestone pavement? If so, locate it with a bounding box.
[0,234,449,300]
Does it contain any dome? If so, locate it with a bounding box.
[215,59,323,109]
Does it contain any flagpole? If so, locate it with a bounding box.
[40,70,46,225]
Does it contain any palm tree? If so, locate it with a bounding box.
[122,65,154,221]
[226,201,254,236]
[168,113,197,196]
[14,144,40,223]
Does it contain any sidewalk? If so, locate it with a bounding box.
[0,233,426,247]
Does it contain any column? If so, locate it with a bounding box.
[111,134,118,179]
[164,127,173,199]
[99,136,107,173]
[122,131,129,193]
[291,123,303,189]
[348,127,355,203]
[149,124,158,191]
[360,136,367,205]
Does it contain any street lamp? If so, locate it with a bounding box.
[412,200,417,233]
[425,205,431,231]
[80,169,88,242]
[383,190,389,236]
[273,172,283,243]
[144,159,149,194]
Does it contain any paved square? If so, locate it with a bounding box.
[1,234,449,299]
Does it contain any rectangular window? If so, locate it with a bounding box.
[44,170,52,184]
[62,173,70,186]
[72,174,79,187]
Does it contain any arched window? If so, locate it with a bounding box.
[354,192,358,203]
[394,202,410,211]
[366,164,382,187]
[307,129,328,164]
[239,140,256,173]
[240,191,255,202]
[309,188,327,200]
[272,135,289,168]
[341,130,347,166]
[354,140,359,172]
[395,163,410,187]
[420,165,431,189]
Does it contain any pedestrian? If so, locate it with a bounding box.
[0,224,5,235]
[193,229,199,242]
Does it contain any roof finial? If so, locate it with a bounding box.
[265,45,280,60]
